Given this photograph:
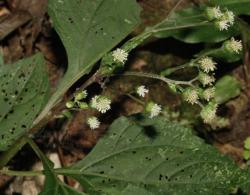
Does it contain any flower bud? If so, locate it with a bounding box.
[223,38,242,54]
[205,7,222,20]
[74,90,88,101]
[66,101,74,109]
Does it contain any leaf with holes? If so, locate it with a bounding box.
[59,116,249,195]
[36,0,141,123]
[0,53,49,151]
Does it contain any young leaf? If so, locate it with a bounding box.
[61,116,248,194]
[215,75,241,104]
[0,54,49,151]
[36,0,141,123]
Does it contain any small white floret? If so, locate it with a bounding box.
[136,85,149,97]
[112,48,128,64]
[150,104,162,118]
[87,117,100,130]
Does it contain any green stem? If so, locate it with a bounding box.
[161,48,220,76]
[126,94,145,105]
[161,63,191,76]
[26,137,44,161]
[0,168,43,176]
[121,71,194,86]
[150,21,209,34]
[0,136,28,168]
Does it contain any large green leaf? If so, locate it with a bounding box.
[154,6,238,43]
[59,116,248,195]
[210,0,250,15]
[36,0,141,124]
[0,54,49,151]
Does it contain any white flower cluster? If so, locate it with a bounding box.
[87,95,111,129]
[112,48,128,64]
[136,85,149,97]
[91,95,111,113]
[205,7,235,31]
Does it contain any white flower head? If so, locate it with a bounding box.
[74,90,88,101]
[225,38,243,54]
[112,48,128,64]
[136,85,149,97]
[198,57,217,73]
[205,6,222,20]
[215,10,235,31]
[200,103,218,124]
[212,7,223,19]
[90,95,111,113]
[199,72,215,86]
[224,10,235,25]
[146,102,162,118]
[150,104,162,118]
[203,87,215,101]
[216,19,230,31]
[87,117,100,130]
[183,88,199,105]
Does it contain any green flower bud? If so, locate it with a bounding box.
[205,7,222,21]
[74,90,87,101]
[222,38,242,54]
[198,72,215,86]
[243,150,250,160]
[66,101,74,109]
[145,101,161,118]
[78,102,88,109]
[183,88,199,105]
[200,102,218,124]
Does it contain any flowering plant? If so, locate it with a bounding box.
[0,0,250,194]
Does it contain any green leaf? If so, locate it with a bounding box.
[61,116,248,195]
[154,7,238,43]
[0,54,49,151]
[121,185,154,195]
[210,0,250,15]
[215,75,241,104]
[40,167,87,195]
[32,142,87,195]
[244,137,250,150]
[243,150,250,160]
[37,0,141,123]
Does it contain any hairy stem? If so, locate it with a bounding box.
[121,71,195,86]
